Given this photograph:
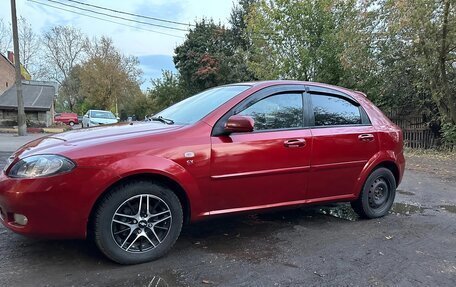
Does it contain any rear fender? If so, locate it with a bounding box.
[351,150,402,197]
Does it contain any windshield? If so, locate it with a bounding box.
[155,85,251,125]
[91,111,116,119]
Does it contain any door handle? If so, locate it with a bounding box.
[284,138,306,148]
[358,134,375,142]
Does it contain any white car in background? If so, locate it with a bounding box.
[82,110,118,128]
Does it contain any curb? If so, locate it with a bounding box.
[0,127,66,134]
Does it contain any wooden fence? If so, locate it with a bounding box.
[385,110,437,149]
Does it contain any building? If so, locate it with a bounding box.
[0,52,55,127]
[0,52,16,95]
[0,51,31,95]
[0,81,57,127]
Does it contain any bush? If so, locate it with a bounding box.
[441,123,456,145]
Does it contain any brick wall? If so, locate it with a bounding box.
[0,55,15,95]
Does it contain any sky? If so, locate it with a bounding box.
[0,0,235,89]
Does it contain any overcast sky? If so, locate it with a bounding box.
[1,0,235,89]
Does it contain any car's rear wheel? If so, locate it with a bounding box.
[93,180,183,264]
[351,167,396,219]
[69,121,74,126]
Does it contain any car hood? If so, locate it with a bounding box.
[13,122,182,158]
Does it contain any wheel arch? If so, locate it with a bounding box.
[375,161,400,187]
[353,151,403,198]
[87,172,192,239]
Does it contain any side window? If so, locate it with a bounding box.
[238,93,303,130]
[311,94,361,126]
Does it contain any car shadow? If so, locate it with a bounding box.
[1,203,361,269]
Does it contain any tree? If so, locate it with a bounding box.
[246,0,351,83]
[147,70,185,113]
[0,17,43,79]
[174,18,256,95]
[229,0,258,50]
[42,25,88,84]
[57,65,84,113]
[0,19,11,55]
[340,0,455,141]
[17,17,44,79]
[78,36,143,114]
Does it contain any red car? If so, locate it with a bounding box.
[0,81,405,264]
[54,112,79,126]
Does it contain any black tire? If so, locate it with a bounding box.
[351,167,396,219]
[93,180,183,264]
[69,121,74,126]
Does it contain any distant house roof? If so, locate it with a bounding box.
[0,81,57,111]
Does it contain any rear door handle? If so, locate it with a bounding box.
[284,138,306,148]
[358,134,375,142]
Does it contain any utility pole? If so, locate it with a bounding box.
[10,0,27,136]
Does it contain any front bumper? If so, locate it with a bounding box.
[0,167,117,239]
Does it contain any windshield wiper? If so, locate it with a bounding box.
[150,116,174,125]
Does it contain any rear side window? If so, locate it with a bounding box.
[238,93,303,131]
[311,94,361,126]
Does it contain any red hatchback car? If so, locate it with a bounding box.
[54,112,79,126]
[0,81,404,264]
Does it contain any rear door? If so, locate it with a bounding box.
[209,86,312,213]
[306,86,379,201]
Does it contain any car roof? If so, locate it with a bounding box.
[224,80,360,97]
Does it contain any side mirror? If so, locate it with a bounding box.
[224,115,254,133]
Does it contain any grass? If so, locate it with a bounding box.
[405,147,456,160]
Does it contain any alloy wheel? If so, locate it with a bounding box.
[111,194,172,253]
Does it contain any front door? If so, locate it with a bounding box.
[209,91,312,213]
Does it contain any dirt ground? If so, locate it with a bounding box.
[0,151,455,287]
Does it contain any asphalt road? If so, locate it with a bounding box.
[0,144,455,286]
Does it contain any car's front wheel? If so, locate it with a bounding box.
[351,167,396,219]
[93,180,183,264]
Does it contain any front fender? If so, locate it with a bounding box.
[102,155,204,221]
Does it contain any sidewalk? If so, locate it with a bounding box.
[0,133,48,152]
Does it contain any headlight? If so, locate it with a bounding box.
[8,155,76,178]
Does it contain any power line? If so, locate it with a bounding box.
[28,0,184,38]
[30,0,287,41]
[45,0,189,32]
[66,0,195,27]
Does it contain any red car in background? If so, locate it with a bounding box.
[0,81,405,264]
[54,112,79,126]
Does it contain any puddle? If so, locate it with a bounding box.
[397,190,415,196]
[439,205,456,214]
[315,204,359,221]
[390,203,426,215]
